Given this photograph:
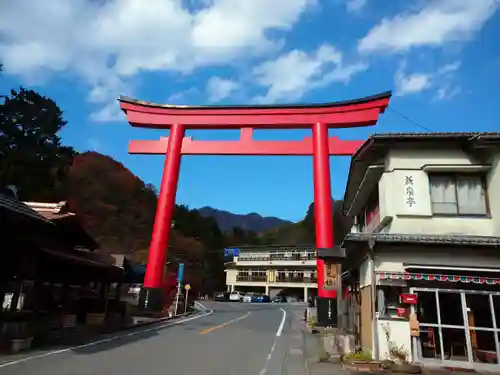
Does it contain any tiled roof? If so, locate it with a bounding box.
[36,211,75,220]
[227,244,316,252]
[24,201,75,220]
[0,194,54,224]
[343,233,500,246]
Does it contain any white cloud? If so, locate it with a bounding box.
[395,60,462,98]
[252,44,367,103]
[90,102,125,122]
[166,88,200,104]
[346,0,367,13]
[358,0,499,53]
[0,0,314,120]
[438,61,461,75]
[395,70,432,96]
[206,77,240,102]
[434,85,461,101]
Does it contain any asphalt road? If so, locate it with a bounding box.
[0,302,307,375]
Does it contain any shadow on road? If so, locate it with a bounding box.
[71,325,163,355]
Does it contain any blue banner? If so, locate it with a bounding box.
[177,263,184,283]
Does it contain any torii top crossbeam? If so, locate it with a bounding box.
[119,91,391,129]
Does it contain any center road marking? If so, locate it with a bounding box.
[199,312,250,334]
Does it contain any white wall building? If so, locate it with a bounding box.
[225,245,318,301]
[341,132,500,370]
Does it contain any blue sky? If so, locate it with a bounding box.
[1,0,499,222]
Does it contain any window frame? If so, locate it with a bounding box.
[376,285,408,321]
[428,172,490,218]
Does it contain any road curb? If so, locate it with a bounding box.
[99,310,196,334]
[301,324,311,375]
[283,309,310,375]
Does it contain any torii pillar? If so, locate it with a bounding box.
[119,92,391,317]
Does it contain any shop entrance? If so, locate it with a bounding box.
[411,287,500,368]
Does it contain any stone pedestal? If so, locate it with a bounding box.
[308,328,356,363]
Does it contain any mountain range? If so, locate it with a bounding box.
[196,206,292,232]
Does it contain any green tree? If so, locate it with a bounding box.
[0,88,75,200]
[259,200,353,246]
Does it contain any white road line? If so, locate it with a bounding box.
[0,307,213,369]
[259,307,287,375]
[259,342,276,375]
[276,308,286,337]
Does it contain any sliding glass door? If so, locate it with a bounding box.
[411,288,500,367]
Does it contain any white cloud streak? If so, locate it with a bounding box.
[358,0,499,53]
[252,44,367,103]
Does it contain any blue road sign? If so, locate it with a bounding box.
[177,263,184,283]
[224,248,240,257]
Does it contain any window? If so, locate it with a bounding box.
[377,286,406,320]
[429,174,488,216]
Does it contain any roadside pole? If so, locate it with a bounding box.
[174,263,184,316]
[174,282,182,315]
[184,284,191,314]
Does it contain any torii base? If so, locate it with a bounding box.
[138,287,164,313]
[315,297,338,327]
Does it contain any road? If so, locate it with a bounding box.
[0,302,307,375]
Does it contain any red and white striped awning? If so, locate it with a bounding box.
[378,271,500,285]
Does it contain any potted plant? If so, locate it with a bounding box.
[342,351,382,372]
[382,323,421,374]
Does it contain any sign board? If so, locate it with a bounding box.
[224,248,240,257]
[184,284,191,290]
[177,263,184,283]
[323,262,339,290]
[316,297,338,327]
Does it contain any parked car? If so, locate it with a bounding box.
[252,294,271,303]
[229,291,245,302]
[271,295,287,303]
[242,293,253,303]
[214,292,229,301]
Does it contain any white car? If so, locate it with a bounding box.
[242,293,253,303]
[229,291,244,302]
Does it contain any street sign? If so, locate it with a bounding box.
[224,248,240,257]
[177,263,184,283]
[184,284,191,290]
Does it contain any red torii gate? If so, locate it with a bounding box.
[119,91,391,312]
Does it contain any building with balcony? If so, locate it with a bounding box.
[341,132,500,370]
[225,245,318,301]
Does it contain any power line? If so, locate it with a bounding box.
[387,106,434,133]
